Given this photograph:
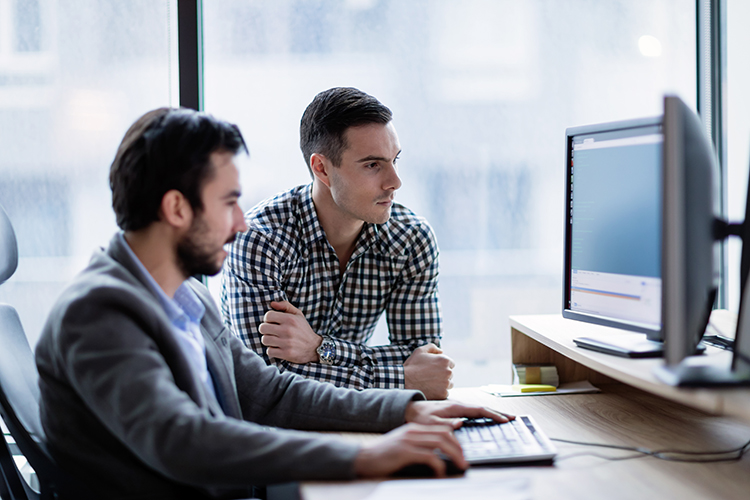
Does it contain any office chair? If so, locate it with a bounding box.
[0,205,95,500]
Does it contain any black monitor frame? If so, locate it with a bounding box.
[653,95,745,387]
[661,95,720,366]
[562,116,663,340]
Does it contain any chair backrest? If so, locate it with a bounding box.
[0,204,18,285]
[0,205,95,500]
[0,305,43,500]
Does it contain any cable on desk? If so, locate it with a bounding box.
[555,451,647,462]
[550,437,750,463]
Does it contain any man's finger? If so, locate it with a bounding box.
[454,406,515,424]
[270,300,300,314]
[263,309,291,324]
[403,427,466,470]
[260,334,280,348]
[266,346,286,360]
[258,323,279,335]
[423,343,442,354]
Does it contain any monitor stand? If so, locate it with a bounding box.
[653,362,750,387]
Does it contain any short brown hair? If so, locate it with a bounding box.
[110,108,247,231]
[299,87,392,176]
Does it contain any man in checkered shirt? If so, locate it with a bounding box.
[222,87,454,399]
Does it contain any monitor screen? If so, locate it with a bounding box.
[563,117,663,338]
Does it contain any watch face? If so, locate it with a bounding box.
[318,338,335,364]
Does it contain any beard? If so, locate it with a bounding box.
[176,214,234,278]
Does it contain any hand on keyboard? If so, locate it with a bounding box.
[460,417,497,427]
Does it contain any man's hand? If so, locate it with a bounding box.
[404,343,455,400]
[353,423,466,478]
[258,301,322,364]
[404,400,515,429]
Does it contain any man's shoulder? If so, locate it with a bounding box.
[244,185,307,235]
[37,250,153,352]
[232,185,309,260]
[380,202,437,253]
[49,250,152,317]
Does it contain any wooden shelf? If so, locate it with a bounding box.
[510,313,750,422]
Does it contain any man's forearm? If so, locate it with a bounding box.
[270,356,407,390]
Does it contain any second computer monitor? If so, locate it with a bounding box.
[563,117,663,340]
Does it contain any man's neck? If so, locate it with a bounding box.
[311,182,364,270]
[123,228,186,298]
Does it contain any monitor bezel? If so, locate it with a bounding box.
[562,116,663,339]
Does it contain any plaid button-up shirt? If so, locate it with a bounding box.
[221,184,442,390]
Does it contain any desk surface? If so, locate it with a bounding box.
[291,314,750,500]
[296,386,750,500]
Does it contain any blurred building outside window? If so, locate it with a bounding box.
[0,0,178,347]
[203,0,696,386]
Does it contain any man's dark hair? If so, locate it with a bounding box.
[300,87,392,175]
[110,107,247,231]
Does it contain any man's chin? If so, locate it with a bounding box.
[372,209,392,225]
[189,268,222,279]
[205,257,227,277]
[185,256,226,278]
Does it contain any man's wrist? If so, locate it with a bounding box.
[404,402,417,423]
[403,400,426,423]
[306,335,323,364]
[316,335,336,365]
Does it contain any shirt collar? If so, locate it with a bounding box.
[116,232,205,327]
[296,183,382,256]
[296,183,329,247]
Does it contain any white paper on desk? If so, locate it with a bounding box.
[364,477,529,500]
[480,380,600,397]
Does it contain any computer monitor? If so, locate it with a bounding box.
[733,159,750,379]
[654,95,750,386]
[563,117,664,344]
[660,95,720,367]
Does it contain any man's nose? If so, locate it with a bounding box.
[384,163,402,191]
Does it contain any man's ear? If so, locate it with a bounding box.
[159,189,193,229]
[310,153,332,188]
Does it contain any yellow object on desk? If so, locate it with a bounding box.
[512,384,557,393]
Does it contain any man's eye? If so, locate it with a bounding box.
[366,162,378,169]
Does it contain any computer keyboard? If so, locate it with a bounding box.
[702,334,735,351]
[455,416,557,465]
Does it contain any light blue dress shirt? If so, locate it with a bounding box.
[117,233,219,404]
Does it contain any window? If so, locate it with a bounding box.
[0,0,177,346]
[726,0,750,313]
[203,0,696,385]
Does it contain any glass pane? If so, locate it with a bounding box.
[204,0,696,386]
[0,0,177,347]
[726,0,750,314]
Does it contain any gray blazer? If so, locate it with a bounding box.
[35,234,421,499]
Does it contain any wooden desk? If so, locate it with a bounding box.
[287,314,750,500]
[294,386,750,500]
[510,313,750,423]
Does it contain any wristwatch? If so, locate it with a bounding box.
[316,335,336,365]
